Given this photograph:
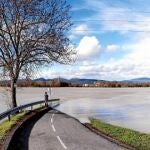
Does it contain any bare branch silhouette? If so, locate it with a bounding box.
[0,0,74,108]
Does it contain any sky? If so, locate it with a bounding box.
[38,0,150,81]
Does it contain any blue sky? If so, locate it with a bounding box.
[38,0,150,80]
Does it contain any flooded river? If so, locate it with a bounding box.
[0,87,150,133]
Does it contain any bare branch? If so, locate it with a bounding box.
[0,0,74,107]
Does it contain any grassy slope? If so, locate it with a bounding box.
[0,112,26,140]
[90,118,150,150]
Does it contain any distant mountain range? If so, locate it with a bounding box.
[34,77,150,84]
[122,78,150,83]
[33,77,101,84]
[1,77,150,86]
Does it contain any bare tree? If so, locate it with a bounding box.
[0,0,73,108]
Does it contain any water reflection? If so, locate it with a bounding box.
[1,87,150,133]
[96,109,126,121]
[56,99,150,133]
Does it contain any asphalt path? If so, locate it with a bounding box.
[8,110,128,150]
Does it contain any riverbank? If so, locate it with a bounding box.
[1,87,150,133]
[88,118,150,150]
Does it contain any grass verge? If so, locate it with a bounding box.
[0,106,46,141]
[0,112,27,140]
[90,118,150,150]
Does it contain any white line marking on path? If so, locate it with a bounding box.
[50,113,56,132]
[52,124,56,132]
[57,136,67,149]
[51,113,55,124]
[51,117,53,123]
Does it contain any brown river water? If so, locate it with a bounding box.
[0,87,150,133]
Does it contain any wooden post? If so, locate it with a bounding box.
[8,114,11,121]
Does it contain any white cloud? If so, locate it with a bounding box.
[82,0,150,35]
[38,1,150,80]
[127,38,150,61]
[100,10,150,34]
[78,37,150,80]
[106,44,120,52]
[43,37,150,80]
[72,24,89,35]
[69,24,90,40]
[38,37,150,80]
[76,36,101,59]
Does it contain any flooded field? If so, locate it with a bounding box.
[0,87,150,133]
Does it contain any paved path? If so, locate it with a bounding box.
[9,110,128,150]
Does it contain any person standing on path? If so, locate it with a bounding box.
[45,92,48,107]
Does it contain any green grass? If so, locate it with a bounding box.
[0,106,45,141]
[0,112,27,140]
[90,118,150,150]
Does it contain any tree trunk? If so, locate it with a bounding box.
[11,79,17,108]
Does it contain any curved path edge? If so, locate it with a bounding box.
[0,107,51,150]
[2,108,131,150]
[52,109,133,150]
[84,123,135,150]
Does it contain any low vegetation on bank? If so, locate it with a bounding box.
[0,112,26,140]
[90,118,150,150]
[1,79,150,88]
[0,106,45,141]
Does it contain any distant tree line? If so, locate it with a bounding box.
[0,79,71,87]
[0,80,150,88]
[95,81,150,88]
